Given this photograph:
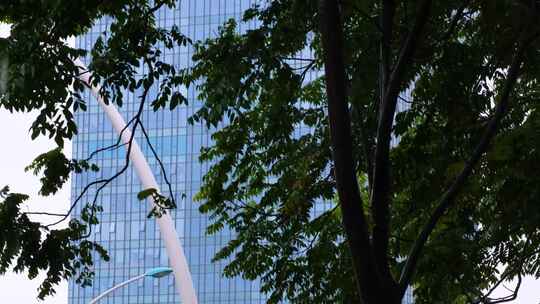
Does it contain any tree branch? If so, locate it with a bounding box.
[398,30,537,295]
[84,116,135,162]
[146,0,171,17]
[380,0,395,91]
[352,104,375,192]
[46,58,155,229]
[471,241,540,304]
[488,274,522,304]
[472,273,522,304]
[24,212,68,217]
[139,119,177,209]
[371,0,432,286]
[319,0,378,301]
[440,0,471,42]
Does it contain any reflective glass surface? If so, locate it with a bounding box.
[69,1,264,303]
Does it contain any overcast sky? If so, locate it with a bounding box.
[0,23,68,303]
[0,22,539,304]
[0,110,70,303]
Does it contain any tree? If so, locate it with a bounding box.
[187,1,540,303]
[1,0,540,303]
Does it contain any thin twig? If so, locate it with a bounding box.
[24,212,68,217]
[84,116,135,162]
[46,63,152,229]
[139,120,177,209]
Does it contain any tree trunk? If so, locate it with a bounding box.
[318,1,402,303]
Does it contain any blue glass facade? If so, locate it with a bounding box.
[69,1,264,303]
[68,1,413,303]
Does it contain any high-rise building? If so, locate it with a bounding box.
[68,1,413,303]
[69,1,265,303]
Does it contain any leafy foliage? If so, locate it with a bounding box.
[25,148,99,196]
[0,0,190,298]
[1,0,540,303]
[185,1,540,303]
[0,186,109,299]
[137,187,177,218]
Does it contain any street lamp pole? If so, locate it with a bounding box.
[89,267,173,304]
[75,59,198,304]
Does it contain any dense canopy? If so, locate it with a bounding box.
[1,1,540,303]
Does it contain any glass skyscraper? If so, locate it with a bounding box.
[69,1,413,303]
[69,1,265,303]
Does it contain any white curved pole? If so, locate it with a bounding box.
[89,274,146,304]
[74,59,198,304]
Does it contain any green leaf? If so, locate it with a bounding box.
[137,188,157,201]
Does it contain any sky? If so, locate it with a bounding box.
[0,23,69,304]
[0,110,70,303]
[0,21,540,304]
